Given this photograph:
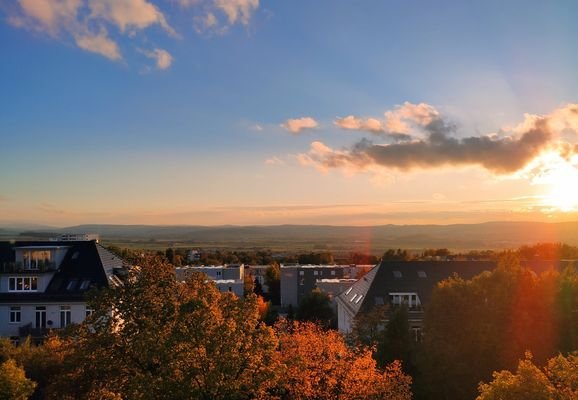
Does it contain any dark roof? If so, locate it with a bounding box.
[0,241,126,302]
[337,259,576,315]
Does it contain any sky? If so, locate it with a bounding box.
[2,0,578,227]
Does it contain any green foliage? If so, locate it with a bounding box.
[265,264,281,305]
[296,288,335,328]
[377,306,413,370]
[0,359,36,400]
[297,252,334,265]
[420,254,578,399]
[383,249,411,261]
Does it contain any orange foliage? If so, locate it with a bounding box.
[274,321,412,400]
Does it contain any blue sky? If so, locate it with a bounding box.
[2,0,578,226]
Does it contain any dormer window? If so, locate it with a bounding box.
[389,292,421,310]
[23,250,52,270]
[9,277,38,292]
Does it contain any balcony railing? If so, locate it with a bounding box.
[1,261,57,273]
[18,323,50,338]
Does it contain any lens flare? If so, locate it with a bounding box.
[528,152,578,211]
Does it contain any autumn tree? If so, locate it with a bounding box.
[273,321,412,400]
[477,352,578,400]
[48,256,278,400]
[0,359,36,400]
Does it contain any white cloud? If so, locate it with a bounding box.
[88,0,177,37]
[384,102,439,134]
[14,0,81,34]
[214,0,258,25]
[74,28,122,60]
[281,117,319,134]
[265,156,284,166]
[140,48,173,69]
[184,0,259,33]
[335,115,384,133]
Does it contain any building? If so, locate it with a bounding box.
[0,240,127,342]
[280,264,367,307]
[175,264,245,297]
[244,265,271,293]
[336,259,574,337]
[50,233,100,242]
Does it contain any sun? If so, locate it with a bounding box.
[534,154,578,212]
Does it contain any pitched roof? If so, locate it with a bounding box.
[0,240,126,302]
[338,259,578,317]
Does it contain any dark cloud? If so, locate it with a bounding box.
[308,116,556,174]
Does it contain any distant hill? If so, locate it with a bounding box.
[7,221,578,253]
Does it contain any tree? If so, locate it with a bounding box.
[377,305,413,371]
[477,352,578,400]
[273,321,412,400]
[0,359,36,400]
[296,288,335,329]
[420,254,570,399]
[265,264,281,305]
[350,304,389,348]
[48,256,279,400]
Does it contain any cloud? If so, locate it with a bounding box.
[140,47,173,69]
[384,102,439,134]
[214,0,258,25]
[74,28,122,60]
[264,156,284,165]
[88,0,177,37]
[6,0,177,63]
[6,0,261,66]
[281,117,318,134]
[334,115,412,141]
[335,116,384,133]
[184,0,259,33]
[298,103,578,176]
[11,0,81,34]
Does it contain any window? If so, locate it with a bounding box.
[389,292,422,310]
[350,294,358,302]
[8,277,38,292]
[411,327,423,342]
[60,306,71,328]
[66,279,78,291]
[23,250,51,270]
[355,294,364,304]
[85,307,94,318]
[299,271,304,276]
[216,271,222,277]
[9,307,21,323]
[35,306,46,329]
[392,271,402,278]
[314,271,319,276]
[79,280,91,291]
[330,270,336,276]
[417,270,427,278]
[345,287,352,295]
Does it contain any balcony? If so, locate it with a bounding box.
[1,261,57,273]
[18,323,50,338]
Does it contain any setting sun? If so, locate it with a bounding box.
[533,153,578,211]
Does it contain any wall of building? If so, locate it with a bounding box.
[0,302,89,337]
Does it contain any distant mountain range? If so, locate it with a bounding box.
[3,221,578,252]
